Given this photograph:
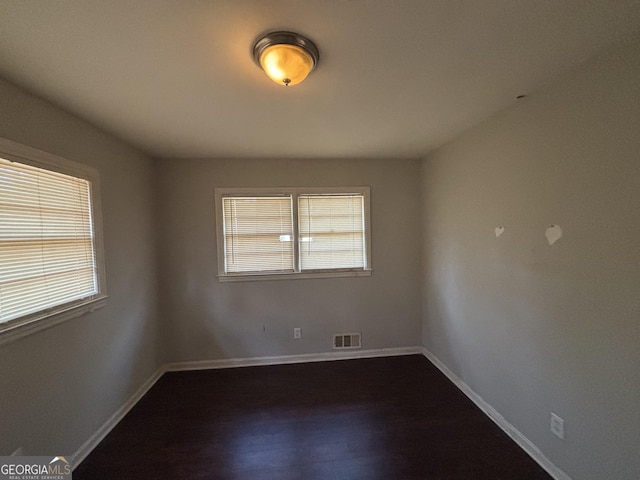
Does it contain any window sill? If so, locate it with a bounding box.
[218,269,373,283]
[0,295,108,347]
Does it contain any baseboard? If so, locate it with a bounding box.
[165,346,423,372]
[71,346,571,477]
[70,367,164,470]
[421,347,572,480]
[71,346,422,469]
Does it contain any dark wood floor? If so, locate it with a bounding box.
[74,355,552,479]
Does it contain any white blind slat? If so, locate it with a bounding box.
[222,197,293,273]
[298,195,365,271]
[0,157,98,324]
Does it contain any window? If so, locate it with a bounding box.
[215,187,371,281]
[0,138,106,344]
[222,196,294,274]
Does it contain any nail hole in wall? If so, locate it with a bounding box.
[495,226,505,238]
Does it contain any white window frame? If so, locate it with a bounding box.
[215,186,372,282]
[0,138,107,346]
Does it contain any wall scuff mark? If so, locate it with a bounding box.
[545,225,562,245]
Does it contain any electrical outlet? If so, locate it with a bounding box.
[550,412,564,439]
[11,447,23,456]
[294,327,301,339]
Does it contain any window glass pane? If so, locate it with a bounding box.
[222,196,293,273]
[298,195,365,270]
[0,157,98,324]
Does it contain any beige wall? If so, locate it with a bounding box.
[0,78,160,461]
[156,158,423,362]
[421,40,640,479]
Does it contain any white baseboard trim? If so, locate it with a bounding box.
[421,347,572,480]
[70,367,164,470]
[165,346,423,372]
[71,346,422,470]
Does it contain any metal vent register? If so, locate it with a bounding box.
[333,333,362,349]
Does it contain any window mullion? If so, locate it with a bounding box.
[292,193,300,273]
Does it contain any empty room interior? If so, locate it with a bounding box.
[0,2,639,479]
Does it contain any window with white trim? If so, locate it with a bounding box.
[0,138,107,342]
[215,187,371,281]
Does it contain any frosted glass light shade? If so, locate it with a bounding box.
[253,31,319,87]
[259,44,313,86]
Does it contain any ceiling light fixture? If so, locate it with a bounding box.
[252,31,319,87]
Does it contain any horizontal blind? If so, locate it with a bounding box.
[298,194,365,271]
[222,196,293,273]
[0,157,98,324]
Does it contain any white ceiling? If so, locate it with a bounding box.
[0,1,639,159]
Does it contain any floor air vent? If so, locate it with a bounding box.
[333,333,361,349]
